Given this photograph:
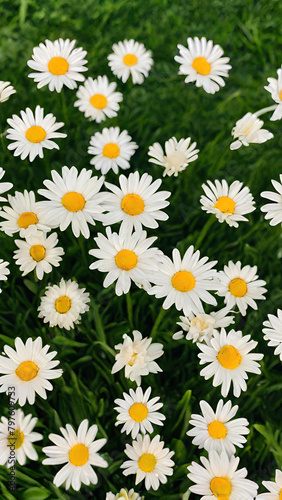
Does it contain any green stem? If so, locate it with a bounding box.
[151,307,166,339]
[33,268,38,282]
[194,215,215,250]
[126,291,133,329]
[60,89,69,126]
[255,104,277,117]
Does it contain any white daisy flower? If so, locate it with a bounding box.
[88,127,138,175]
[187,399,249,455]
[0,336,63,406]
[0,81,16,103]
[173,306,235,342]
[108,39,153,85]
[42,419,107,491]
[112,330,164,386]
[37,166,105,239]
[0,190,51,238]
[106,489,144,500]
[174,36,232,94]
[187,450,258,500]
[216,260,267,316]
[261,174,282,226]
[148,136,199,177]
[0,409,42,466]
[121,434,174,491]
[200,179,255,227]
[148,246,218,316]
[257,469,282,500]
[14,230,64,280]
[198,328,263,398]
[114,386,165,439]
[262,310,282,361]
[265,67,282,121]
[0,167,13,202]
[27,38,87,92]
[102,171,171,233]
[89,226,162,296]
[6,105,66,162]
[38,278,90,330]
[230,112,274,150]
[0,259,10,293]
[74,76,123,123]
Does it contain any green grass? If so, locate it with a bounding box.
[1,0,282,498]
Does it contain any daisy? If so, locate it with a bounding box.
[106,489,144,500]
[0,336,63,406]
[108,39,153,84]
[89,226,162,296]
[257,469,282,500]
[200,179,255,227]
[148,136,199,177]
[6,105,66,162]
[265,67,282,120]
[173,306,235,342]
[174,36,232,94]
[0,409,42,466]
[148,246,218,316]
[0,81,16,103]
[121,434,174,491]
[74,76,123,123]
[37,166,105,239]
[14,230,64,280]
[187,450,258,500]
[187,399,249,455]
[0,259,10,293]
[88,127,138,175]
[0,190,50,238]
[261,175,282,226]
[262,310,282,361]
[114,386,165,439]
[230,112,273,150]
[0,168,13,201]
[216,260,267,316]
[112,330,164,386]
[27,38,87,92]
[38,278,90,330]
[102,171,171,233]
[42,419,107,491]
[197,328,263,398]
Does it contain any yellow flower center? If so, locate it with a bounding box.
[115,249,138,271]
[214,196,235,215]
[30,244,46,262]
[16,361,39,381]
[128,351,138,366]
[61,192,85,212]
[208,421,227,439]
[90,94,107,109]
[279,90,282,101]
[129,402,148,422]
[121,194,145,216]
[55,296,71,314]
[25,126,47,143]
[210,477,232,500]
[138,453,157,473]
[17,212,38,229]
[102,143,120,158]
[279,489,282,500]
[171,271,196,292]
[123,54,138,66]
[48,56,69,75]
[192,56,211,75]
[217,345,242,370]
[69,443,89,466]
[228,278,247,297]
[8,429,25,450]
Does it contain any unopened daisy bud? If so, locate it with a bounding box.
[230,112,273,150]
[0,81,16,103]
[148,136,199,177]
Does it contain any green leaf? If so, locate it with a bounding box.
[21,487,51,500]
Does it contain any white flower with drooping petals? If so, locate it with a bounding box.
[173,306,235,342]
[108,39,153,84]
[265,67,282,121]
[262,310,282,361]
[0,259,10,293]
[74,76,123,123]
[0,81,16,103]
[261,174,282,226]
[257,469,282,500]
[106,489,144,500]
[148,136,199,177]
[0,168,13,202]
[230,112,273,150]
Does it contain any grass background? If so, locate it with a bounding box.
[0,0,282,498]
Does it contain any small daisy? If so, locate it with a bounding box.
[265,67,282,121]
[108,39,153,84]
[42,419,107,491]
[261,175,282,226]
[230,112,274,150]
[112,330,164,386]
[121,434,174,491]
[0,81,16,103]
[38,278,90,330]
[148,136,199,177]
[6,105,66,162]
[114,386,165,439]
[0,168,13,202]
[148,246,218,316]
[38,166,105,239]
[262,310,282,361]
[27,38,87,92]
[0,190,51,238]
[200,180,255,227]
[216,260,267,316]
[187,450,258,500]
[0,336,63,406]
[89,226,162,296]
[106,489,144,500]
[257,469,282,500]
[187,399,249,455]
[102,171,171,233]
[74,76,123,123]
[174,36,232,94]
[0,259,10,293]
[0,409,42,466]
[197,328,263,398]
[88,127,138,175]
[173,306,235,342]
[14,230,64,280]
